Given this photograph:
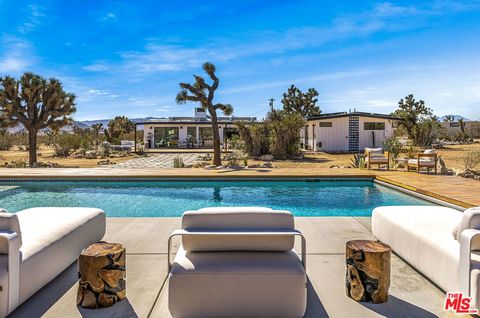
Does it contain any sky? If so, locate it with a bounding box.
[1,0,480,121]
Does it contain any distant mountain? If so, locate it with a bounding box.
[5,117,158,134]
[440,115,471,122]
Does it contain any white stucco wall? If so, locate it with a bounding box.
[358,117,395,150]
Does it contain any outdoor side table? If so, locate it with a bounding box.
[345,240,391,304]
[77,242,126,308]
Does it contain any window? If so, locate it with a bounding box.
[364,122,385,130]
[199,127,213,141]
[318,122,332,127]
[187,127,197,140]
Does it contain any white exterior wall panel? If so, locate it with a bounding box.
[312,117,349,152]
[358,117,395,150]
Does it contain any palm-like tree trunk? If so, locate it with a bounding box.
[209,108,222,166]
[28,127,37,165]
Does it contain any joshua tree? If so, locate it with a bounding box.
[176,62,233,166]
[443,115,454,123]
[281,85,320,116]
[0,72,76,165]
[458,118,466,134]
[392,94,433,145]
[104,116,134,144]
[91,123,103,147]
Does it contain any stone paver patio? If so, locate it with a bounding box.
[110,153,202,168]
[10,217,446,318]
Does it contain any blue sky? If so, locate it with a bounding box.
[1,1,479,121]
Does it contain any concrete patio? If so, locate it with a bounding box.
[9,216,446,318]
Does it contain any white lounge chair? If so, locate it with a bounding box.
[365,147,390,170]
[167,207,307,318]
[407,149,438,174]
[372,206,480,309]
[0,207,106,317]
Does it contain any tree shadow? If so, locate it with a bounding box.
[361,295,438,318]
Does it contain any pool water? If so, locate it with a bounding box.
[0,180,432,217]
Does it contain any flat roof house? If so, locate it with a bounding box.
[137,108,256,149]
[301,111,400,152]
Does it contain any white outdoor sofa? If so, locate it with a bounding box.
[0,207,106,317]
[372,206,480,309]
[167,207,307,318]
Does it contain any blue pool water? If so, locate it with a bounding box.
[0,180,431,217]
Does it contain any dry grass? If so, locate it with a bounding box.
[0,142,478,170]
[0,145,136,168]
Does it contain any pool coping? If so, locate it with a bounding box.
[0,173,473,210]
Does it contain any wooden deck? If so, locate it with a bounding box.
[1,167,479,208]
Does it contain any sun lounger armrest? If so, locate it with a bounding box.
[167,229,306,271]
[0,231,20,315]
[459,229,480,296]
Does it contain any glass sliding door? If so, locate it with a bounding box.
[154,127,179,147]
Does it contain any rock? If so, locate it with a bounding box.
[97,160,115,166]
[247,164,261,168]
[261,162,273,168]
[71,149,85,158]
[204,165,216,169]
[259,154,274,161]
[85,151,97,159]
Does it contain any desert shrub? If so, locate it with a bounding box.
[52,133,85,157]
[414,118,444,147]
[350,153,365,169]
[268,111,304,160]
[0,129,15,150]
[237,122,270,157]
[463,151,480,170]
[382,136,403,165]
[237,110,305,159]
[243,157,248,167]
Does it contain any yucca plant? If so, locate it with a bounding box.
[350,153,365,169]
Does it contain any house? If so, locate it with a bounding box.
[301,111,399,152]
[136,108,256,149]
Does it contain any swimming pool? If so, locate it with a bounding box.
[0,179,432,217]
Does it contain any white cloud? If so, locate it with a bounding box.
[83,62,110,72]
[0,36,35,74]
[17,4,46,34]
[99,12,116,22]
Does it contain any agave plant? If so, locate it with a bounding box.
[350,153,365,169]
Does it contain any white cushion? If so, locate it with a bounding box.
[372,206,465,292]
[15,207,106,305]
[366,157,388,163]
[424,149,437,154]
[169,245,306,318]
[181,208,294,252]
[456,207,480,240]
[408,159,435,166]
[0,208,8,213]
[365,148,384,157]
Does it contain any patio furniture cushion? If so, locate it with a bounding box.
[366,157,388,163]
[408,159,436,166]
[181,208,294,252]
[169,245,306,318]
[424,149,437,155]
[365,147,384,157]
[15,207,106,305]
[456,207,480,240]
[372,206,464,292]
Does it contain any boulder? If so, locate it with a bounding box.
[261,162,273,168]
[85,151,97,159]
[259,154,274,161]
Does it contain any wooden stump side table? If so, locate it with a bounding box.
[77,242,126,308]
[345,240,391,304]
